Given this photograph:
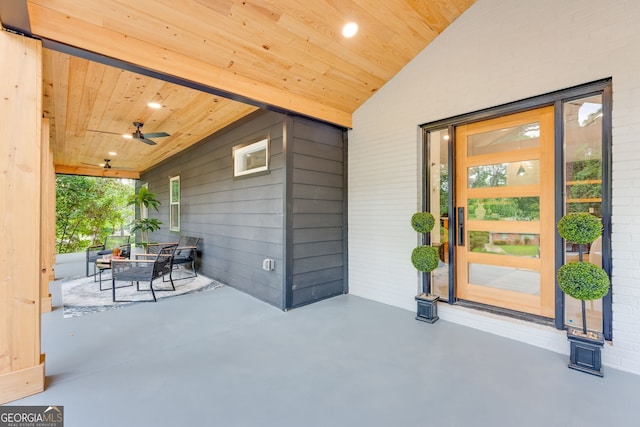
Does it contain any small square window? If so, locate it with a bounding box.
[233,137,269,177]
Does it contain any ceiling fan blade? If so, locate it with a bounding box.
[136,136,157,146]
[144,132,170,138]
[81,162,110,169]
[87,129,123,136]
[81,161,135,170]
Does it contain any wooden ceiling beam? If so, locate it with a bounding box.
[55,164,140,179]
[26,2,353,128]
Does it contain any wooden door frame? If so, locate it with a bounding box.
[421,78,613,339]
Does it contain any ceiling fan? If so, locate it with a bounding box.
[130,121,170,145]
[82,159,111,169]
[81,158,134,170]
[87,121,170,145]
[81,158,113,169]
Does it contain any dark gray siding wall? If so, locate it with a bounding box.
[142,111,286,308]
[288,116,346,308]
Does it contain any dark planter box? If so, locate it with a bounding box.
[567,327,604,377]
[415,294,439,323]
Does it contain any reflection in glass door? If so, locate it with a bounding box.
[563,94,605,330]
[455,107,555,317]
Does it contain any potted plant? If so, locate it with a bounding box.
[557,212,610,376]
[128,186,162,249]
[411,212,441,323]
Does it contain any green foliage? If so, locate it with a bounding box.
[557,262,610,301]
[468,197,539,221]
[439,165,449,216]
[557,213,602,244]
[56,175,134,254]
[472,245,539,256]
[128,186,160,211]
[569,183,601,199]
[557,210,608,334]
[129,186,162,244]
[468,164,507,188]
[572,159,602,181]
[411,212,435,233]
[130,218,162,242]
[411,245,439,273]
[469,231,489,251]
[567,159,602,214]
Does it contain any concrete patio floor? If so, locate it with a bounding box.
[9,258,640,427]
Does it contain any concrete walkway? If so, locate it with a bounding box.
[54,251,87,279]
[10,274,640,427]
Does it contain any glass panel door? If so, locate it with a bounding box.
[455,107,555,317]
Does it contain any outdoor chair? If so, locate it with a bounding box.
[86,235,131,277]
[147,236,201,280]
[110,243,178,302]
[171,236,201,279]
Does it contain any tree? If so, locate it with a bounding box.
[56,175,134,253]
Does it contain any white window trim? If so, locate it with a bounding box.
[141,183,149,220]
[169,175,180,232]
[233,137,269,177]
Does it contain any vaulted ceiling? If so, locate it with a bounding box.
[1,0,475,177]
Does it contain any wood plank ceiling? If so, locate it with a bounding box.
[5,0,476,177]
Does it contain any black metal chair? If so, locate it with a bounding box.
[86,235,131,276]
[110,243,177,302]
[171,236,201,280]
[147,236,201,280]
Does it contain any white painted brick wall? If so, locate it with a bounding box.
[349,0,640,375]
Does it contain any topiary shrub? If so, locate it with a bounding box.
[557,212,609,336]
[411,211,440,301]
[411,212,435,234]
[557,262,610,301]
[411,245,439,273]
[557,212,602,244]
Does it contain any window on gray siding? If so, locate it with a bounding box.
[169,176,180,231]
[141,183,149,220]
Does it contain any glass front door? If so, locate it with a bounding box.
[454,107,555,317]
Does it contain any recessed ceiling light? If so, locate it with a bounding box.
[147,102,162,109]
[122,134,132,139]
[108,151,117,156]
[342,22,358,38]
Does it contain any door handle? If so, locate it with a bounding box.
[457,207,465,246]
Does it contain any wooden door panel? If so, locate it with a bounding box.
[455,106,554,317]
